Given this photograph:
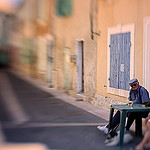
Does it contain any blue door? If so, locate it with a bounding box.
[109,32,130,91]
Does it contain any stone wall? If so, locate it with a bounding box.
[83,94,126,110]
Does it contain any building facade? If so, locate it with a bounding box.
[9,0,98,101]
[95,0,150,109]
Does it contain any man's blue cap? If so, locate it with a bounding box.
[129,78,138,85]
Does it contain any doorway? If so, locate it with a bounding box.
[47,41,54,87]
[76,41,84,93]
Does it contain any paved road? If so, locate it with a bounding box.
[0,70,143,150]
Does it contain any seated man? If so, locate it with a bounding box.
[97,78,150,140]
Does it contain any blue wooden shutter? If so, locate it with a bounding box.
[109,32,130,90]
[119,32,131,90]
[110,34,119,88]
[56,0,72,16]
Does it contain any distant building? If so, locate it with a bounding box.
[53,0,98,99]
[9,0,98,106]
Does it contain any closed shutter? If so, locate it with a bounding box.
[56,0,72,16]
[109,32,130,90]
[22,38,34,64]
[119,32,130,90]
[110,34,119,88]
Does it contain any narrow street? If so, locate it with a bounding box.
[0,69,142,150]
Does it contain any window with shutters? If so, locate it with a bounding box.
[107,24,135,97]
[56,0,73,17]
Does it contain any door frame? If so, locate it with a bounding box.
[76,40,84,93]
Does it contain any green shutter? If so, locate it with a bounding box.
[56,0,61,16]
[22,38,34,64]
[56,0,72,16]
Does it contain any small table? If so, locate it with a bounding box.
[108,104,150,146]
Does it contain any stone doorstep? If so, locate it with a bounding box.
[0,143,49,150]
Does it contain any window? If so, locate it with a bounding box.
[56,0,72,17]
[107,24,135,97]
[109,32,131,91]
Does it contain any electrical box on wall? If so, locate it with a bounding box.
[70,55,76,63]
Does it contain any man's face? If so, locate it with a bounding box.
[130,82,139,90]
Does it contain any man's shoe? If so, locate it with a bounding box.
[97,125,108,134]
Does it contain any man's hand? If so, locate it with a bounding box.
[143,102,150,106]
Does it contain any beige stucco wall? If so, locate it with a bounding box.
[14,0,52,81]
[54,0,97,97]
[97,0,150,102]
[11,0,36,75]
